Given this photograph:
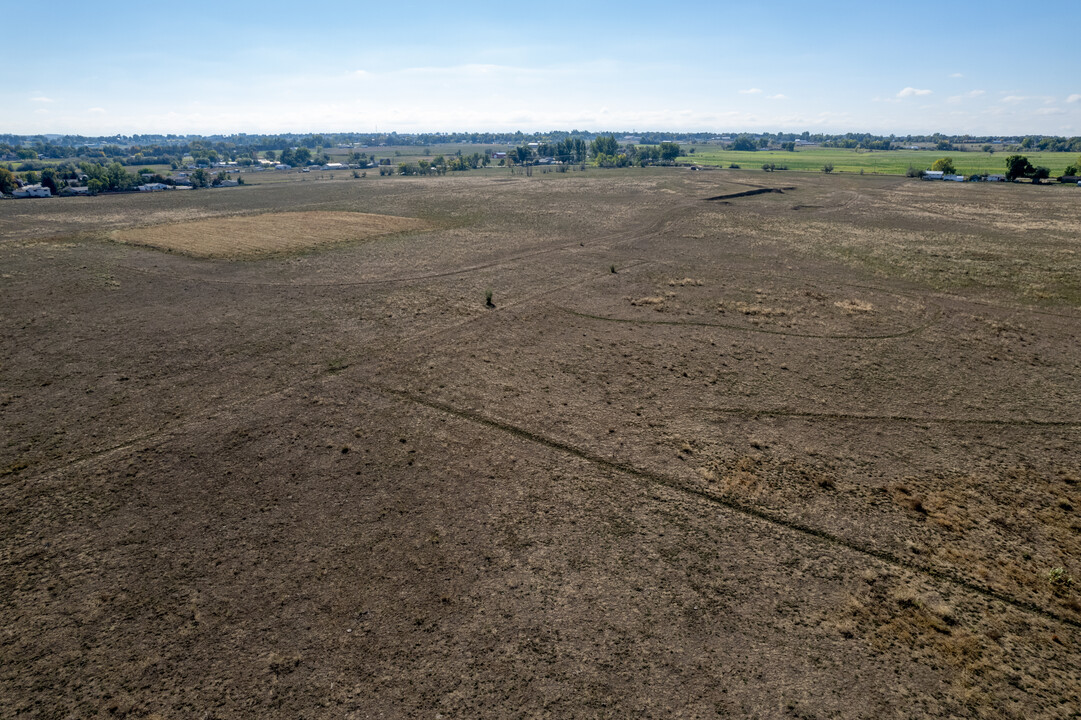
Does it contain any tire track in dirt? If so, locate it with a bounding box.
[393,260,657,347]
[374,384,1081,631]
[558,307,939,340]
[697,406,1081,429]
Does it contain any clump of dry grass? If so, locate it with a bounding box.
[834,299,875,313]
[668,278,703,287]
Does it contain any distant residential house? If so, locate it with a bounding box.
[986,175,1005,182]
[922,170,944,180]
[137,183,170,192]
[13,184,52,198]
[215,179,239,187]
[60,185,90,195]
[493,152,507,159]
[322,162,344,170]
[275,164,291,170]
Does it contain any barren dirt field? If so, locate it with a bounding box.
[2,169,1080,718]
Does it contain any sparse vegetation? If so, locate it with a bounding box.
[4,168,1081,718]
[1048,567,1074,591]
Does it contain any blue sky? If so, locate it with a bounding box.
[7,0,1080,136]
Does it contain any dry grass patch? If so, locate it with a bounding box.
[111,211,429,258]
[834,299,875,313]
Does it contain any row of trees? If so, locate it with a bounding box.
[6,131,1081,162]
[925,155,1069,181]
[0,160,246,194]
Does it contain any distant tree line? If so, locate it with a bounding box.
[6,131,1081,166]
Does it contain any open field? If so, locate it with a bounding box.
[2,169,1081,718]
[683,146,1078,176]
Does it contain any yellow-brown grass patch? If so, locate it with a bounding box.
[111,211,429,258]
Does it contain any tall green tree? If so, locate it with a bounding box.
[729,135,757,151]
[512,145,533,164]
[931,157,956,174]
[1004,155,1033,181]
[590,135,618,157]
[0,166,16,194]
[40,168,60,195]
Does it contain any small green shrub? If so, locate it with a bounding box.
[1049,567,1074,591]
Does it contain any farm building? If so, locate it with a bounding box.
[13,184,52,198]
[942,174,965,182]
[987,175,1005,182]
[922,171,944,180]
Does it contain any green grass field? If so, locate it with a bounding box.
[681,146,1079,176]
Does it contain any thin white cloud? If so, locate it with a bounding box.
[30,96,54,103]
[1035,107,1064,115]
[87,107,107,114]
[897,87,932,98]
[949,72,963,78]
[739,88,763,95]
[1066,94,1080,103]
[767,94,787,100]
[947,89,985,104]
[1001,95,1026,104]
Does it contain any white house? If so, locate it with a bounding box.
[137,183,170,192]
[13,184,52,198]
